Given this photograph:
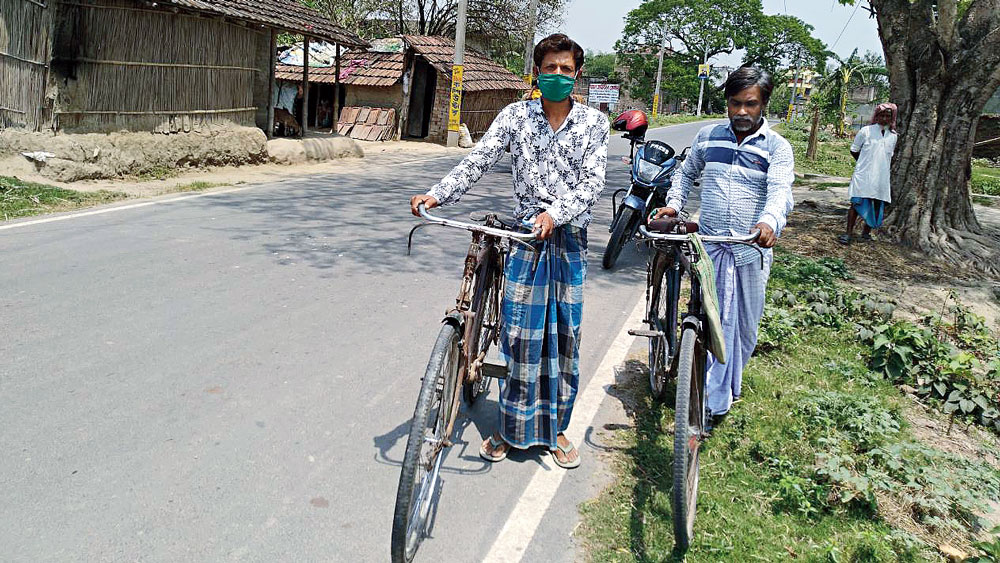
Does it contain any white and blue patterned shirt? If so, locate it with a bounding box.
[665,118,795,266]
[427,99,610,228]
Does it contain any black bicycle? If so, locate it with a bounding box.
[393,205,535,563]
[631,217,760,552]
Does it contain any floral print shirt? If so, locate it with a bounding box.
[427,99,610,228]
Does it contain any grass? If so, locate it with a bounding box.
[579,333,914,562]
[578,252,1000,562]
[1,176,129,221]
[773,122,856,178]
[971,164,1000,196]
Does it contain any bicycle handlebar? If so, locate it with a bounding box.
[417,204,537,241]
[638,224,761,244]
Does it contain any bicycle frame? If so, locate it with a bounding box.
[407,205,536,454]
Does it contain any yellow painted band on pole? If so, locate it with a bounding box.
[786,103,795,122]
[448,65,464,132]
[652,94,660,118]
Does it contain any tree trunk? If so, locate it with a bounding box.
[870,0,1000,274]
[807,105,820,160]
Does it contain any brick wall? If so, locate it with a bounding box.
[427,72,452,144]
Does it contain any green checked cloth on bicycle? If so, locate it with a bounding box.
[689,233,727,364]
[496,226,587,450]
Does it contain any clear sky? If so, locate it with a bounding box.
[560,0,883,66]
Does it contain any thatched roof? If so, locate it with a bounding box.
[402,36,528,92]
[164,0,368,47]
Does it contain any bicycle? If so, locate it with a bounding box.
[630,217,760,552]
[392,204,536,563]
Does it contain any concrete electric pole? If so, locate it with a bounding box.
[523,0,540,83]
[446,0,469,148]
[652,18,667,118]
[696,47,708,117]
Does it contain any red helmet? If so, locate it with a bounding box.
[612,109,648,138]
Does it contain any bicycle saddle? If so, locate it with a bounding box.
[648,217,699,234]
[469,211,520,231]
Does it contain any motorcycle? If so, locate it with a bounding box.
[603,110,688,270]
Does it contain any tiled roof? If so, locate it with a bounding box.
[164,0,367,47]
[274,36,528,93]
[274,52,404,86]
[341,53,406,87]
[402,35,528,92]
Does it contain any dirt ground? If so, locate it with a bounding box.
[785,179,1000,331]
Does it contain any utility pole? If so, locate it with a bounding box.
[695,47,708,117]
[787,48,802,122]
[652,17,667,118]
[522,0,540,83]
[446,0,468,147]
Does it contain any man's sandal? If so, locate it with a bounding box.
[836,234,852,245]
[479,435,509,462]
[550,439,581,469]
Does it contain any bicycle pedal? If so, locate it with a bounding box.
[480,362,509,380]
[628,328,665,338]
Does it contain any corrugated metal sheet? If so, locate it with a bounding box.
[164,0,367,47]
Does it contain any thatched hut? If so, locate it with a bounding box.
[276,35,528,143]
[0,0,366,135]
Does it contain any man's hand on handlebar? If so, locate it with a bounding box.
[410,195,439,217]
[754,222,776,248]
[533,212,555,240]
[649,207,678,222]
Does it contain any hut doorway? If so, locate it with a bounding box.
[406,58,437,138]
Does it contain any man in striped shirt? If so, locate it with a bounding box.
[652,67,794,426]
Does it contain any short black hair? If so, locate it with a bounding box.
[533,34,584,73]
[724,66,774,104]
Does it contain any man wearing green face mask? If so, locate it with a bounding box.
[410,33,610,469]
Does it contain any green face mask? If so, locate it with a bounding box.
[537,73,576,102]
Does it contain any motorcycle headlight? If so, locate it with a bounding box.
[637,160,660,183]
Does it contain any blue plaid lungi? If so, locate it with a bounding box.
[497,226,587,449]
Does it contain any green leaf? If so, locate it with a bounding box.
[960,399,976,413]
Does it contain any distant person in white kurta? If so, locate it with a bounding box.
[838,103,898,244]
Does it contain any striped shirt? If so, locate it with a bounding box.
[665,118,795,266]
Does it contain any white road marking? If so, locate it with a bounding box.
[483,296,647,563]
[0,153,460,232]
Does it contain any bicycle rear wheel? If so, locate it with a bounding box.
[391,323,460,563]
[672,326,705,552]
[464,258,499,404]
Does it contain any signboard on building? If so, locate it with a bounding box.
[588,83,620,104]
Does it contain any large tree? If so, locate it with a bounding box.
[308,0,565,54]
[617,0,826,113]
[742,14,829,74]
[840,0,1000,272]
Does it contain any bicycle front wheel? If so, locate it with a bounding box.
[647,252,676,400]
[672,326,705,553]
[391,323,460,563]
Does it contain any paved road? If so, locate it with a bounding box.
[0,119,721,562]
